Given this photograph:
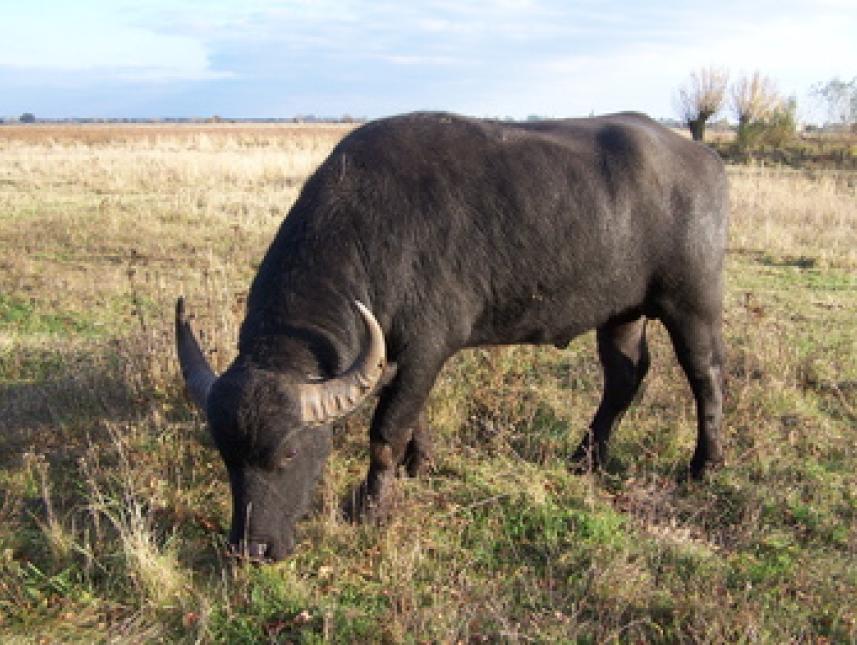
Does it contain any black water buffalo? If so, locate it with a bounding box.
[176,111,727,562]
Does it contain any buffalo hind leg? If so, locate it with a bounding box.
[343,351,443,522]
[663,313,725,479]
[570,317,650,473]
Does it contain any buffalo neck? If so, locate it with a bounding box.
[237,155,379,380]
[239,247,368,381]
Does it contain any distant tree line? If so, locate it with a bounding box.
[675,68,856,146]
[1,114,368,125]
[675,68,794,145]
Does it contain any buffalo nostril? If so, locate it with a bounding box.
[248,542,268,559]
[228,540,272,563]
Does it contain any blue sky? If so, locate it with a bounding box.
[2,0,854,121]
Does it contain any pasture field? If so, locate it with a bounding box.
[0,123,855,642]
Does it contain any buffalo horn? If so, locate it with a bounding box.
[175,297,218,410]
[297,301,386,425]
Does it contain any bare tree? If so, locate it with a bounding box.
[811,77,857,127]
[731,72,780,128]
[676,67,729,141]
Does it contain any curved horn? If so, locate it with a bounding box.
[175,297,218,410]
[298,301,386,426]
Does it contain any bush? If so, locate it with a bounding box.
[736,99,797,150]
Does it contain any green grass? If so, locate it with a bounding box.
[0,294,101,338]
[1,128,855,642]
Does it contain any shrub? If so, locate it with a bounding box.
[736,98,797,150]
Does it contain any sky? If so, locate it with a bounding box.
[1,0,855,122]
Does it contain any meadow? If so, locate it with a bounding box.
[0,123,855,642]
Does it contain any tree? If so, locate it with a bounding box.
[811,77,857,127]
[19,112,36,123]
[675,67,729,142]
[730,73,797,150]
[731,72,784,149]
[731,72,779,129]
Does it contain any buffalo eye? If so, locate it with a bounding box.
[278,448,298,469]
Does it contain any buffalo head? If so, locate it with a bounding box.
[174,297,386,562]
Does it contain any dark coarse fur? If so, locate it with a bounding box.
[203,111,728,562]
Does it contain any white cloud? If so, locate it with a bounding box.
[0,4,226,81]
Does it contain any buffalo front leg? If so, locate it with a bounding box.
[344,354,442,522]
[570,317,650,473]
[401,412,433,477]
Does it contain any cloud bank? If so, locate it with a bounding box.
[2,0,854,119]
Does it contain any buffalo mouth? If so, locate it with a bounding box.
[226,535,294,564]
[226,509,297,564]
[226,540,273,564]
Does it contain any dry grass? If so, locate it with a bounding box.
[729,164,857,267]
[0,122,353,145]
[1,123,855,642]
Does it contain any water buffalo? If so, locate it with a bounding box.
[176,111,727,562]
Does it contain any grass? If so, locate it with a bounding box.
[1,124,855,642]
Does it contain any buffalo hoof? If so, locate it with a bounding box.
[401,435,433,478]
[679,457,725,483]
[342,475,395,525]
[568,443,606,476]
